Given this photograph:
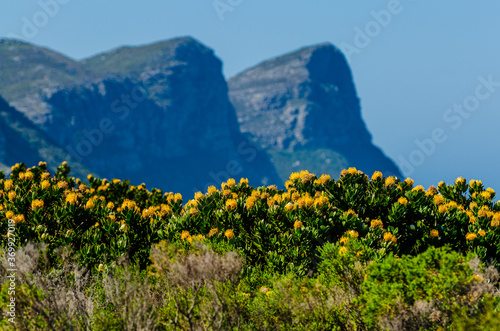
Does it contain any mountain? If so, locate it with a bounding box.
[0,38,281,196]
[0,94,91,178]
[228,43,402,181]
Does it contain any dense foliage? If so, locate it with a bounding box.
[1,162,499,330]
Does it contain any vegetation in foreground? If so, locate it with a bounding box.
[0,161,499,330]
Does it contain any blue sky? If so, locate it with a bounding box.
[1,0,500,192]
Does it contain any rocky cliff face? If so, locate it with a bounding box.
[228,43,402,181]
[0,38,281,195]
[0,95,91,177]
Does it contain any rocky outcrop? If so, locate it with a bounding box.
[228,43,402,180]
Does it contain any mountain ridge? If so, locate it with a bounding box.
[0,37,401,194]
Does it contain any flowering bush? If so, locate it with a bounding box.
[1,162,500,329]
[1,163,500,275]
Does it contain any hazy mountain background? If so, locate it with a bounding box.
[1,1,499,194]
[0,37,400,196]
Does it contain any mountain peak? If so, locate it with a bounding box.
[228,44,402,180]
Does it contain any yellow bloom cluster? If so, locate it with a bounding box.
[4,180,13,191]
[371,171,383,181]
[430,229,439,238]
[66,192,78,205]
[371,219,383,228]
[465,233,477,241]
[31,199,44,210]
[226,199,237,210]
[225,229,235,239]
[383,232,397,243]
[294,220,303,229]
[397,197,408,205]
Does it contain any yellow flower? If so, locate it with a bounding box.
[206,186,217,194]
[412,185,425,192]
[8,191,17,201]
[371,171,383,181]
[227,178,236,187]
[480,191,492,200]
[108,214,116,221]
[478,229,486,237]
[94,222,99,227]
[107,202,115,209]
[284,202,294,211]
[24,171,34,180]
[347,230,359,238]
[426,185,438,196]
[385,176,396,187]
[174,193,182,201]
[478,209,488,218]
[31,199,44,210]
[397,197,408,205]
[66,192,78,205]
[434,195,445,205]
[121,199,137,210]
[222,189,231,197]
[430,229,439,238]
[339,246,348,255]
[314,195,329,208]
[339,236,349,245]
[299,170,315,183]
[62,161,68,166]
[225,229,235,239]
[285,180,294,189]
[189,207,199,216]
[112,179,120,184]
[371,219,383,228]
[455,177,465,185]
[194,191,203,200]
[465,233,477,241]
[208,228,218,237]
[315,174,330,185]
[13,214,25,224]
[347,167,357,175]
[404,178,414,187]
[38,161,47,167]
[294,220,303,229]
[226,199,237,210]
[18,172,25,180]
[4,180,13,191]
[87,174,93,180]
[86,199,95,209]
[289,172,300,181]
[181,230,190,240]
[41,172,50,179]
[438,204,448,213]
[246,196,256,210]
[5,211,14,220]
[383,232,397,243]
[239,178,249,186]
